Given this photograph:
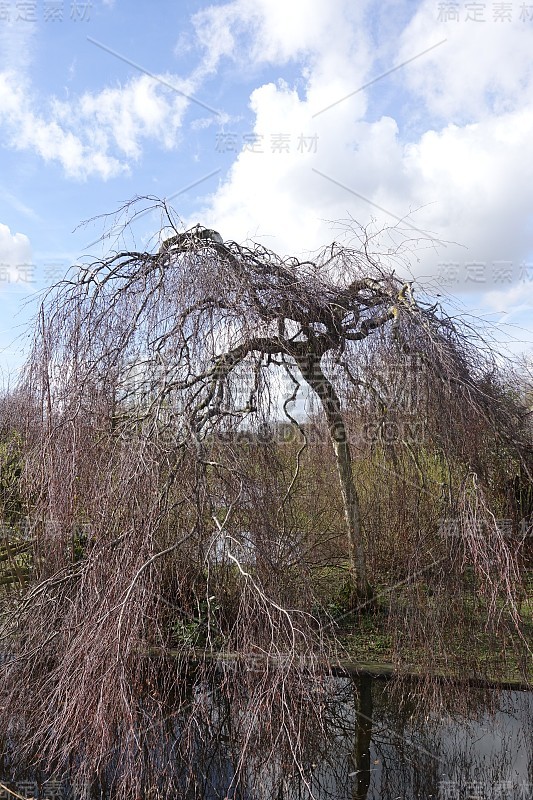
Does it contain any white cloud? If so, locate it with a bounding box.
[0,68,194,180]
[190,0,372,91]
[1,0,531,312]
[189,0,533,301]
[484,281,533,317]
[0,18,37,74]
[397,2,533,121]
[0,72,125,180]
[479,280,533,353]
[0,222,32,284]
[69,73,191,158]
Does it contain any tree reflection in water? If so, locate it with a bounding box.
[282,677,533,800]
[1,673,530,800]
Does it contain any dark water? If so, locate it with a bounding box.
[1,677,531,800]
[299,678,532,800]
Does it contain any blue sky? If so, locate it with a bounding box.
[1,0,532,380]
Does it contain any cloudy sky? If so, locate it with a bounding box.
[0,0,532,378]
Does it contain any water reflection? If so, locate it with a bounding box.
[302,678,533,800]
[1,676,531,799]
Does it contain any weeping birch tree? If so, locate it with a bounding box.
[0,198,531,798]
[20,200,531,601]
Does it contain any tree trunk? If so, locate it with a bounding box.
[353,673,373,800]
[296,354,373,604]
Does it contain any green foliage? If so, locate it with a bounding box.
[311,565,354,619]
[0,430,24,528]
[169,597,222,648]
[71,523,92,563]
[0,427,30,590]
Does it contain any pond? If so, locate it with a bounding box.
[1,675,531,800]
[298,677,532,800]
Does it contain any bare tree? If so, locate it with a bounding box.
[0,198,531,797]
[17,200,533,600]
